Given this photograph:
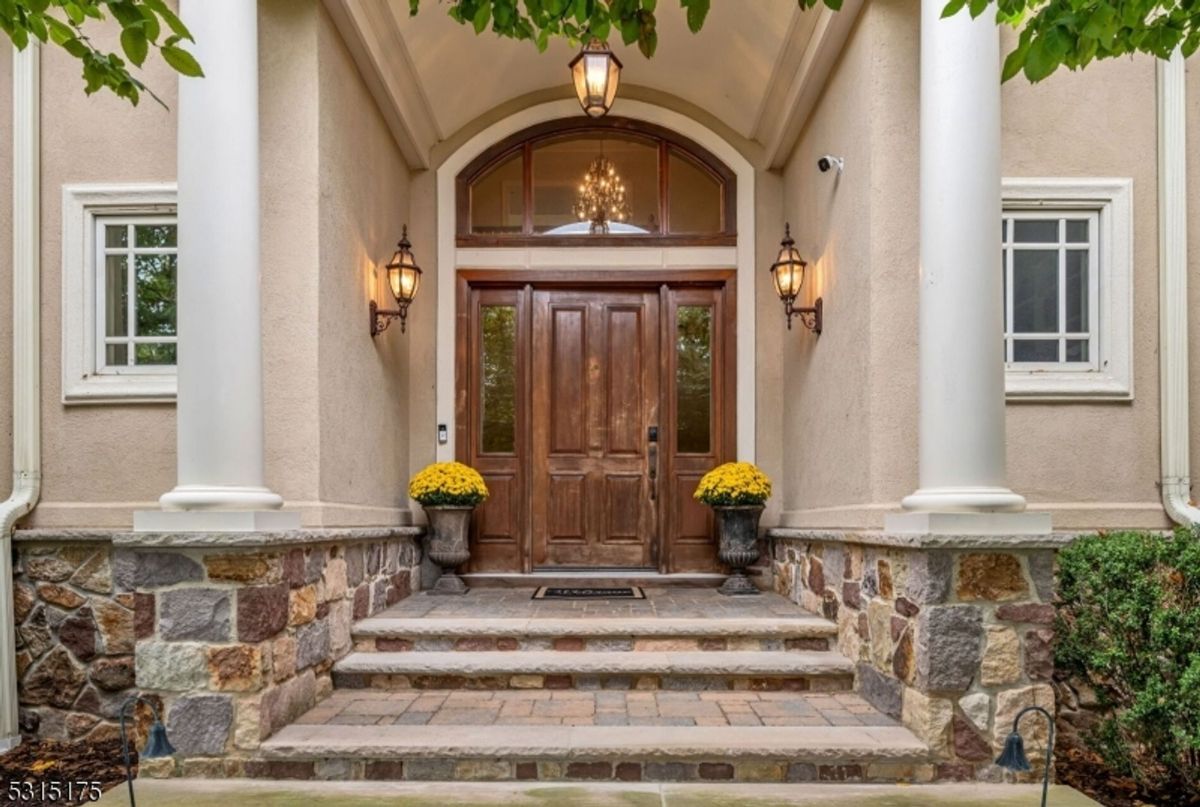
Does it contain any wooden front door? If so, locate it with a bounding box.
[531,290,659,568]
[457,271,735,573]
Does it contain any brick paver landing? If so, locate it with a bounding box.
[373,587,812,620]
[294,689,897,728]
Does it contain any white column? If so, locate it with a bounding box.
[891,0,1046,532]
[136,0,297,531]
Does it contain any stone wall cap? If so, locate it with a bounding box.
[766,528,1087,550]
[15,526,424,548]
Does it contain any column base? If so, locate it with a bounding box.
[159,484,286,511]
[885,510,1052,536]
[900,486,1027,513]
[133,509,301,533]
[0,735,20,753]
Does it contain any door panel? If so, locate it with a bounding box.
[457,272,735,574]
[662,288,732,573]
[532,290,659,568]
[459,288,527,572]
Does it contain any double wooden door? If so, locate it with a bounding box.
[457,272,735,573]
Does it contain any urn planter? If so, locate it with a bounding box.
[713,504,764,596]
[423,505,474,595]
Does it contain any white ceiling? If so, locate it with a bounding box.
[389,1,811,141]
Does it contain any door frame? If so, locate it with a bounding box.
[455,268,737,574]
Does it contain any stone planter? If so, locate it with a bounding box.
[423,505,474,595]
[713,504,765,596]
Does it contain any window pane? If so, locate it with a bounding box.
[1013,339,1059,362]
[1012,250,1058,333]
[1013,219,1058,243]
[532,135,659,234]
[470,151,524,235]
[135,223,177,248]
[135,254,177,337]
[135,343,176,366]
[105,344,128,366]
[1065,249,1088,332]
[104,224,128,248]
[1002,249,1009,330]
[668,149,722,234]
[480,305,517,454]
[1065,219,1089,243]
[105,255,128,337]
[1066,339,1089,362]
[676,305,712,454]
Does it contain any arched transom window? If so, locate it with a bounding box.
[457,118,736,247]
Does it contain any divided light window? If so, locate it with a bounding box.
[1002,211,1099,370]
[459,119,735,245]
[96,216,178,373]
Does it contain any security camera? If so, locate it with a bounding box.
[817,155,844,174]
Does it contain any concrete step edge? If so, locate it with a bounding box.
[352,617,839,640]
[333,650,856,677]
[259,724,928,762]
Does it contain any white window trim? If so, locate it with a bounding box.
[1002,177,1134,401]
[62,183,178,404]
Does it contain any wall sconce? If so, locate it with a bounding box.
[769,223,822,334]
[370,226,422,337]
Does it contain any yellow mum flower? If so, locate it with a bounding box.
[409,462,489,507]
[694,462,771,506]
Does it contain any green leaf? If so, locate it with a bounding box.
[1001,36,1029,81]
[142,0,192,40]
[941,0,968,17]
[161,44,203,77]
[44,16,73,45]
[1022,35,1059,81]
[682,0,708,32]
[120,25,148,66]
[638,26,657,57]
[472,2,490,33]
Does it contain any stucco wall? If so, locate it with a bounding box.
[7,2,1198,533]
[34,27,178,528]
[260,0,322,519]
[780,0,1175,530]
[314,4,412,525]
[17,4,413,528]
[1001,45,1164,529]
[780,5,877,527]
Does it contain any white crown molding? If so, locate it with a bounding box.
[322,0,440,169]
[754,0,864,170]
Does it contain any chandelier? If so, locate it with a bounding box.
[573,156,631,234]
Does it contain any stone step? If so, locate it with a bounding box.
[331,650,856,691]
[352,616,837,653]
[256,724,930,783]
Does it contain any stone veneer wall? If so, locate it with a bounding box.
[769,529,1075,781]
[13,528,421,770]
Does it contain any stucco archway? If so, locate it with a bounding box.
[435,99,757,463]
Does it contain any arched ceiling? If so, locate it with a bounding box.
[325,0,864,169]
[392,1,802,141]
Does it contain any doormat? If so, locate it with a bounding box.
[533,586,645,600]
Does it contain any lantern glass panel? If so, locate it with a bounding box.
[389,264,420,303]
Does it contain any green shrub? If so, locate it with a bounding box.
[1056,528,1200,797]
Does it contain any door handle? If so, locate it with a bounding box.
[648,426,658,501]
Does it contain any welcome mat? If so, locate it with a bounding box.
[533,586,646,600]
